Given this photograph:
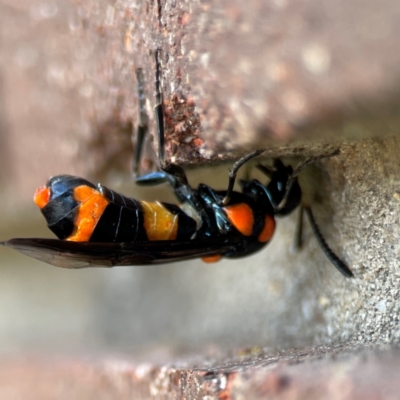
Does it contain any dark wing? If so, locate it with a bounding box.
[1,237,241,269]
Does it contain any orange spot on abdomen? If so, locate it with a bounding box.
[34,187,50,209]
[258,215,276,243]
[224,203,254,236]
[67,186,109,242]
[202,254,222,263]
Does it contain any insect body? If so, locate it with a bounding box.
[33,175,197,243]
[1,50,353,277]
[22,157,289,266]
[3,155,352,277]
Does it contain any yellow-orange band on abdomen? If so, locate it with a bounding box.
[141,201,178,241]
[258,215,275,243]
[224,203,254,236]
[67,186,109,242]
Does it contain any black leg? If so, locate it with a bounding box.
[154,48,165,167]
[221,150,264,206]
[134,50,203,214]
[134,49,167,186]
[133,49,165,180]
[304,206,353,278]
[256,163,274,178]
[133,68,149,177]
[258,151,340,214]
[256,159,302,214]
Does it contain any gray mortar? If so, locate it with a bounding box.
[75,137,400,351]
[323,138,400,344]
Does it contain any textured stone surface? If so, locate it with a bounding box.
[154,0,400,159]
[2,0,400,198]
[1,0,400,399]
[61,0,400,164]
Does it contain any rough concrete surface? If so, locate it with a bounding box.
[0,344,400,399]
[1,0,400,399]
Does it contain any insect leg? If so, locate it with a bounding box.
[135,161,194,203]
[134,49,168,188]
[152,50,210,218]
[133,49,164,181]
[154,48,165,167]
[221,150,264,206]
[257,152,340,214]
[304,206,353,278]
[255,159,301,214]
[134,51,201,210]
[133,68,149,177]
[277,150,340,209]
[256,163,274,178]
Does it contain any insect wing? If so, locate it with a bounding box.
[1,237,241,269]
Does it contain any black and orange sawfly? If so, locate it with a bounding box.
[1,50,353,277]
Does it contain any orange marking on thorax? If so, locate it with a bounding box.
[202,254,222,263]
[34,187,50,209]
[258,215,276,243]
[141,201,178,241]
[66,186,109,242]
[224,203,254,236]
